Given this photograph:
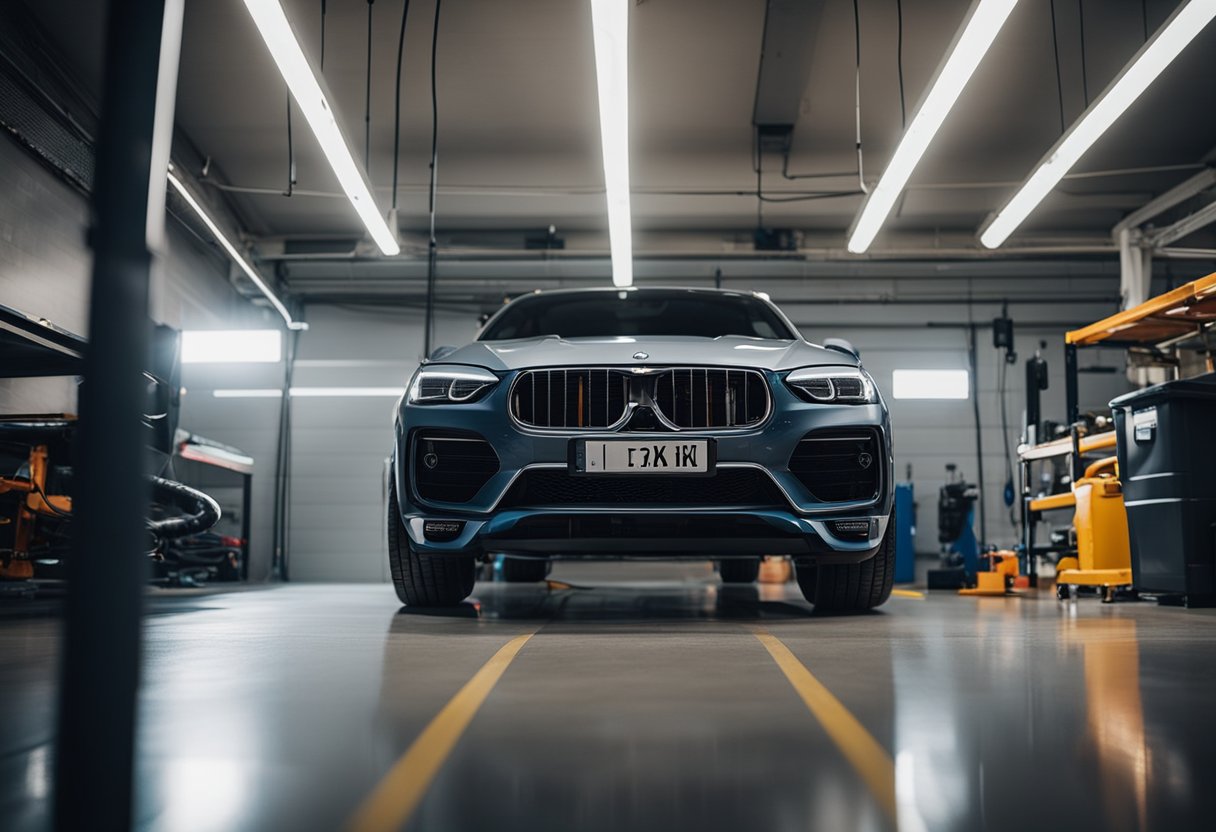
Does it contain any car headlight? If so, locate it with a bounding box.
[785,367,877,404]
[407,366,499,404]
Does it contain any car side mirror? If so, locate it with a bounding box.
[429,345,458,361]
[823,338,859,359]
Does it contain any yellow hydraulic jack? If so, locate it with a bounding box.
[1055,456,1133,602]
[959,550,1025,596]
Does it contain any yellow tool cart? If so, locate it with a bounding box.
[1019,428,1132,600]
[1019,271,1216,600]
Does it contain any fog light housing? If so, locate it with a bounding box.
[828,519,873,541]
[423,520,465,542]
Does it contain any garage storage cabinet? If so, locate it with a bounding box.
[1112,375,1216,606]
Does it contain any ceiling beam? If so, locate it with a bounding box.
[1112,167,1216,234]
[1147,197,1216,248]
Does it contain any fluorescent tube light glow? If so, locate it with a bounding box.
[589,0,633,287]
[212,389,283,399]
[891,370,970,400]
[213,387,406,398]
[240,0,400,256]
[167,171,305,330]
[980,0,1216,248]
[182,330,282,363]
[846,0,1020,254]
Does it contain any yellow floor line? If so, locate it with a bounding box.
[752,628,896,822]
[346,632,536,832]
[891,588,925,599]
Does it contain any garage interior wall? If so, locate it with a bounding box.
[0,125,283,576]
[0,115,1156,582]
[248,283,1131,582]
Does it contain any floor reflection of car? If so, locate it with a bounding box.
[388,287,894,611]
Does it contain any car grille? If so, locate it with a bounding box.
[499,468,787,509]
[413,432,500,503]
[788,428,881,503]
[651,368,769,429]
[510,366,769,431]
[511,369,630,429]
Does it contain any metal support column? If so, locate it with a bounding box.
[53,0,181,829]
[1064,342,1079,426]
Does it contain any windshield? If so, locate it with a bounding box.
[479,291,796,341]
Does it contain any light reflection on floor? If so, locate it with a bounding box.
[1,563,1214,831]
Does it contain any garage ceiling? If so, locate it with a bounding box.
[17,0,1216,255]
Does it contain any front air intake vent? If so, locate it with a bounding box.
[499,469,787,509]
[511,369,631,429]
[789,428,881,503]
[651,368,769,429]
[413,432,499,503]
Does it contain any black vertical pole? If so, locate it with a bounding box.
[54,0,170,828]
[968,324,987,548]
[1064,342,1079,426]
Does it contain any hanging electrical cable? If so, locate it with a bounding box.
[271,318,301,582]
[998,346,1018,532]
[391,0,413,214]
[852,0,868,194]
[423,0,442,358]
[365,0,375,170]
[1049,0,1066,133]
[320,0,327,70]
[1078,0,1089,106]
[896,0,906,129]
[284,96,296,196]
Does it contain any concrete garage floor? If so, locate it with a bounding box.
[3,563,1216,832]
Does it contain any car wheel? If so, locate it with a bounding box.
[387,476,475,606]
[718,558,761,583]
[499,556,551,583]
[795,521,894,612]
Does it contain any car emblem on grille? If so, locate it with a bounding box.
[858,452,873,469]
[633,351,649,360]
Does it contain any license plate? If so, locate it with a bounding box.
[577,439,711,474]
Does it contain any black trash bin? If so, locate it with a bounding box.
[1111,373,1216,606]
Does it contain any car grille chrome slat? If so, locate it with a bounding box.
[651,368,768,430]
[512,368,630,429]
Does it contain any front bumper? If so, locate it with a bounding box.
[392,370,893,561]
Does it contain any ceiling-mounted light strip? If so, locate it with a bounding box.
[846,0,1020,254]
[240,0,400,256]
[167,170,306,330]
[589,0,633,288]
[980,0,1216,248]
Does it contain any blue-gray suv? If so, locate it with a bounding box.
[389,287,894,611]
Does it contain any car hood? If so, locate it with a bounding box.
[433,336,858,373]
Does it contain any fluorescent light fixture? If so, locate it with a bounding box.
[213,387,406,398]
[980,0,1216,248]
[167,171,306,330]
[891,370,969,400]
[589,0,633,287]
[240,0,400,256]
[182,330,282,364]
[846,0,1020,254]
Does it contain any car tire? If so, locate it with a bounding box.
[718,558,761,583]
[387,477,475,606]
[795,521,895,612]
[499,556,551,583]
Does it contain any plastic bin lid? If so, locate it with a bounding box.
[1110,372,1216,408]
